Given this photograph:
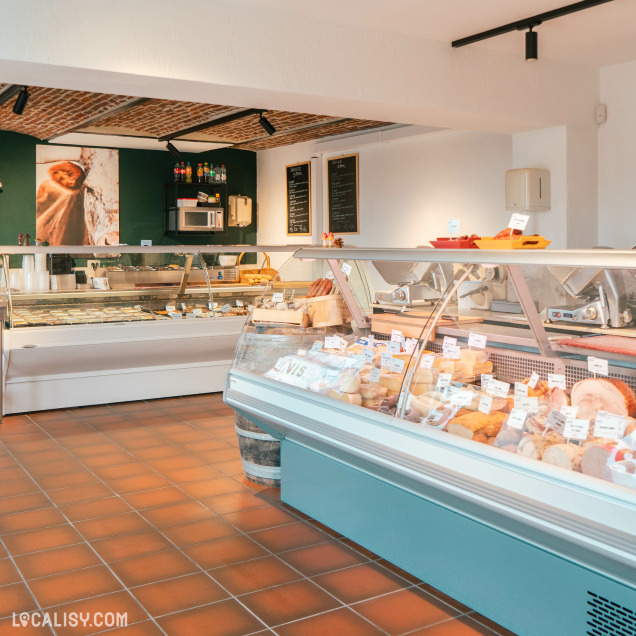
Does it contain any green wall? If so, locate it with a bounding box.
[0,131,257,251]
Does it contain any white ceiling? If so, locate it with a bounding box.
[233,0,636,68]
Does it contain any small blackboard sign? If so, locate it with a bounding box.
[327,153,359,234]
[286,161,311,236]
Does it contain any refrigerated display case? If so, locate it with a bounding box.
[225,247,636,636]
[0,245,304,414]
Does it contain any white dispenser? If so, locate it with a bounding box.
[505,168,550,211]
[228,195,252,227]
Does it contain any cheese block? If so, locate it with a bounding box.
[327,390,362,406]
[447,410,507,439]
[459,349,489,365]
[340,373,361,394]
[362,397,385,410]
[360,384,388,400]
[456,360,493,378]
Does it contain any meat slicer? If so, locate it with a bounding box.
[373,259,454,307]
[546,266,632,328]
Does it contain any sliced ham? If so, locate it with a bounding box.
[570,378,636,420]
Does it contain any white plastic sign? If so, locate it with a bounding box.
[443,336,457,348]
[450,388,474,407]
[386,341,401,355]
[514,382,529,398]
[514,396,539,413]
[381,353,405,374]
[486,379,510,399]
[443,344,461,360]
[468,333,487,349]
[341,262,352,276]
[165,304,176,312]
[481,374,493,390]
[360,347,374,363]
[478,395,493,415]
[391,329,404,343]
[311,341,323,351]
[236,299,244,307]
[325,271,335,280]
[272,292,284,303]
[437,373,452,389]
[560,405,579,418]
[528,372,540,389]
[587,356,609,376]
[545,410,567,435]
[420,355,435,369]
[368,368,381,383]
[563,418,590,441]
[192,308,203,315]
[507,409,528,430]
[447,218,460,235]
[404,338,418,355]
[548,374,566,390]
[508,213,530,232]
[92,277,110,290]
[594,411,626,439]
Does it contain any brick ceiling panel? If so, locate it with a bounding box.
[0,87,138,140]
[89,100,238,137]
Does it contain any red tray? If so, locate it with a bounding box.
[430,237,481,249]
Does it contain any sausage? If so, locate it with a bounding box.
[314,279,330,297]
[322,280,333,296]
[306,278,322,298]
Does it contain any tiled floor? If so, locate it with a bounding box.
[0,394,517,636]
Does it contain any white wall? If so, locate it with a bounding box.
[599,60,636,248]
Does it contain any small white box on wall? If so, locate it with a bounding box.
[505,168,550,211]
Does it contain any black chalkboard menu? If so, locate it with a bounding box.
[327,153,359,234]
[286,161,311,236]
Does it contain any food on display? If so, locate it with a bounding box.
[447,410,508,441]
[541,444,584,471]
[570,378,636,420]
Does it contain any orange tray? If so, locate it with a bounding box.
[474,236,551,249]
[430,237,480,249]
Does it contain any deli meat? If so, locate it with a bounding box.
[570,378,636,420]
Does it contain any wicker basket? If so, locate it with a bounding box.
[239,252,280,283]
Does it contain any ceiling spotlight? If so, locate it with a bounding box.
[258,113,276,136]
[165,141,180,157]
[525,27,538,62]
[12,86,30,115]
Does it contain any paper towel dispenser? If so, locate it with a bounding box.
[505,168,550,212]
[228,195,253,227]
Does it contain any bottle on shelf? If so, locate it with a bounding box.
[210,165,216,184]
[221,165,227,184]
[179,161,185,182]
[196,163,203,183]
[185,162,192,184]
[204,162,210,183]
[173,163,180,182]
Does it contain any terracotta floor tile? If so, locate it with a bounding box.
[278,541,369,578]
[93,463,155,481]
[32,471,99,490]
[161,465,218,482]
[157,598,264,636]
[211,555,302,596]
[203,491,271,515]
[240,579,342,628]
[74,512,152,542]
[132,446,181,461]
[0,479,45,498]
[91,529,172,562]
[110,550,199,588]
[354,588,460,635]
[178,477,245,499]
[18,450,74,466]
[169,430,216,444]
[250,521,329,554]
[0,558,21,586]
[70,443,122,457]
[121,487,190,511]
[51,591,149,636]
[61,497,132,522]
[107,474,171,495]
[183,439,231,452]
[0,507,66,535]
[0,544,6,559]
[313,562,413,604]
[27,459,84,477]
[0,456,18,469]
[419,583,474,613]
[0,582,39,619]
[131,572,229,616]
[139,501,214,528]
[14,543,101,580]
[275,607,385,636]
[3,525,83,556]
[0,492,52,516]
[160,517,238,547]
[410,615,503,635]
[0,616,55,635]
[29,565,122,608]
[306,518,343,539]
[466,612,518,636]
[0,466,29,482]
[88,620,164,636]
[46,483,114,506]
[222,505,299,532]
[184,534,268,570]
[197,449,240,465]
[80,453,136,469]
[212,459,245,477]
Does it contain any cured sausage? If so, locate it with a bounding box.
[305,278,322,298]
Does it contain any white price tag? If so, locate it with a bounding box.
[386,341,401,355]
[437,373,452,389]
[311,341,323,351]
[236,299,244,307]
[594,411,626,439]
[450,388,474,407]
[192,308,203,315]
[443,344,461,360]
[381,354,405,374]
[560,405,579,418]
[391,329,404,343]
[528,371,540,389]
[325,271,335,280]
[514,382,529,398]
[545,410,567,435]
[487,379,510,399]
[271,293,284,303]
[587,356,609,376]
[362,347,375,363]
[324,336,338,349]
[169,312,183,320]
[368,368,381,383]
[341,262,352,276]
[548,374,566,390]
[248,305,254,312]
[468,333,487,349]
[507,409,528,430]
[404,338,418,355]
[220,304,231,314]
[447,218,460,235]
[508,213,530,232]
[514,396,539,413]
[563,418,590,441]
[92,277,110,290]
[443,336,457,348]
[334,336,348,351]
[420,355,435,369]
[481,374,493,390]
[478,395,493,415]
[297,349,307,357]
[166,305,176,312]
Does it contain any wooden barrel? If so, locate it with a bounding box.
[234,412,281,487]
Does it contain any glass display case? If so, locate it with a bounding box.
[0,245,304,414]
[226,247,636,636]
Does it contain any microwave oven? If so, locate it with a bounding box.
[168,206,224,232]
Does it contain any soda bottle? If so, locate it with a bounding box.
[185,162,192,184]
[210,165,216,184]
[173,163,180,182]
[203,163,209,183]
[197,163,203,183]
[221,165,227,184]
[179,162,185,182]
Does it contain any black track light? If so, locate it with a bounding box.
[12,86,30,115]
[525,28,538,62]
[258,113,276,136]
[166,141,180,158]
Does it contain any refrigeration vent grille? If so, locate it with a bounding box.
[566,365,636,394]
[586,591,636,636]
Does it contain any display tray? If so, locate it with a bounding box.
[430,237,480,249]
[475,236,551,249]
[558,335,636,357]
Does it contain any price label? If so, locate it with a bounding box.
[560,405,579,418]
[507,409,528,430]
[447,218,460,235]
[220,304,231,314]
[420,355,435,369]
[324,336,341,350]
[450,388,474,407]
[404,337,418,355]
[192,308,203,315]
[594,411,627,439]
[368,367,382,383]
[272,292,284,303]
[166,305,176,312]
[325,271,335,280]
[478,395,493,415]
[236,299,244,307]
[486,378,510,398]
[545,409,567,435]
[297,349,307,357]
[563,418,590,441]
[391,329,404,343]
[443,336,457,348]
[92,277,110,290]
[311,341,323,351]
[169,312,183,320]
[508,212,530,232]
[528,371,540,389]
[386,341,401,355]
[481,374,493,390]
[587,356,609,376]
[341,262,352,276]
[361,347,375,363]
[381,354,405,374]
[548,374,566,390]
[437,373,452,389]
[443,344,461,360]
[248,305,254,312]
[514,396,539,413]
[468,333,487,349]
[514,382,529,398]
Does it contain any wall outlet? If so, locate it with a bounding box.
[140,240,152,246]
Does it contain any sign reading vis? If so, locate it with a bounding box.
[286,161,311,236]
[327,153,359,234]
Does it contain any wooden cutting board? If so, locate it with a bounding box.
[372,312,483,339]
[558,335,636,357]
